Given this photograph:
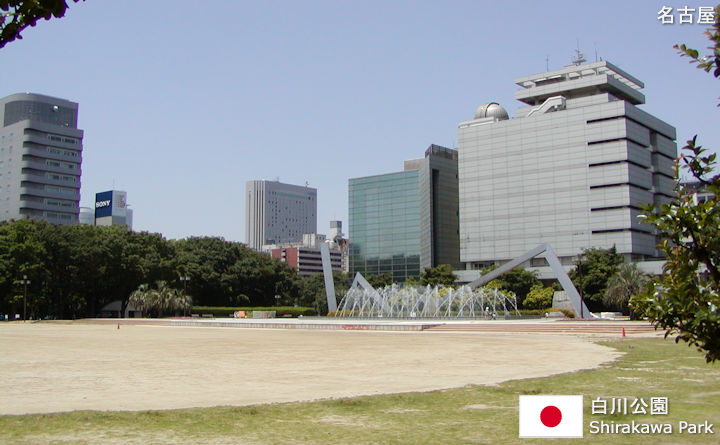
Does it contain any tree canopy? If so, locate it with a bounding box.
[631,8,720,362]
[420,264,457,287]
[569,247,624,312]
[0,0,84,49]
[0,219,318,318]
[604,263,649,315]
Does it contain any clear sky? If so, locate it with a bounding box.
[2,1,718,241]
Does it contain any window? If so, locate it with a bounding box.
[46,147,79,158]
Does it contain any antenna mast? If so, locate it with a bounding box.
[571,40,586,66]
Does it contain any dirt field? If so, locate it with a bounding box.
[0,322,620,415]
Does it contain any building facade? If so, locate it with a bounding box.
[349,144,460,281]
[328,220,349,272]
[79,206,94,225]
[245,180,317,250]
[95,190,133,229]
[268,234,344,277]
[0,93,83,225]
[457,61,676,269]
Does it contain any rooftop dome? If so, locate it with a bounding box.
[474,102,508,121]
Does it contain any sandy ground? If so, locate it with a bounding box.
[0,323,620,415]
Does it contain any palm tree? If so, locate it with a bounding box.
[128,283,156,317]
[129,281,192,317]
[604,263,649,315]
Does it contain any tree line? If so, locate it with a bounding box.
[0,219,338,319]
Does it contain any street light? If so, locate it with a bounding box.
[576,255,585,319]
[20,275,31,322]
[179,276,190,316]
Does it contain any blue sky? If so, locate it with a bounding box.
[2,1,718,241]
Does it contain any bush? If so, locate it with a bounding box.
[190,306,315,318]
[522,284,554,309]
[517,308,575,318]
[327,310,358,317]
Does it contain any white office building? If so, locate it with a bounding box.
[457,60,676,269]
[0,93,83,225]
[245,180,317,250]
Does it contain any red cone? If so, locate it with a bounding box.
[622,327,626,337]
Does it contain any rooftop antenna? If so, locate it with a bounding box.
[594,42,598,62]
[571,39,586,66]
[545,55,549,71]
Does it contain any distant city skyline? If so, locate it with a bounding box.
[1,2,717,241]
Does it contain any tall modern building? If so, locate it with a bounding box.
[457,60,676,269]
[245,180,317,250]
[349,144,460,281]
[0,93,83,225]
[95,190,133,229]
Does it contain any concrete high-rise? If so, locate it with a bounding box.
[0,93,83,225]
[245,180,317,250]
[457,61,676,269]
[349,144,460,281]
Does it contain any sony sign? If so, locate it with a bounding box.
[95,191,114,218]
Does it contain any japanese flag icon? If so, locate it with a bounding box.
[519,395,583,438]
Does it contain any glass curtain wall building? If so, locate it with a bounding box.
[349,144,459,282]
[349,170,421,281]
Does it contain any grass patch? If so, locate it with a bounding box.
[1,338,718,444]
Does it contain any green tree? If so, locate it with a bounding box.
[523,284,554,309]
[495,267,541,306]
[366,273,392,289]
[0,219,48,319]
[174,237,299,308]
[404,276,420,287]
[420,264,457,287]
[129,281,191,318]
[632,9,720,362]
[569,247,624,312]
[297,271,350,315]
[0,0,84,49]
[604,263,649,315]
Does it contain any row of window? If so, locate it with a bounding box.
[45,199,75,208]
[44,212,73,220]
[45,173,77,183]
[45,185,76,195]
[47,147,79,158]
[47,134,78,145]
[45,160,78,170]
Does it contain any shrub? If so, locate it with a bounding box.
[522,284,554,309]
[518,308,575,318]
[190,306,314,318]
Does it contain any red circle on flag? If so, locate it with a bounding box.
[540,405,562,427]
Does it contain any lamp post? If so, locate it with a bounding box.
[576,255,585,319]
[180,276,190,316]
[20,275,31,322]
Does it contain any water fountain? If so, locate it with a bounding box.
[334,284,519,318]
